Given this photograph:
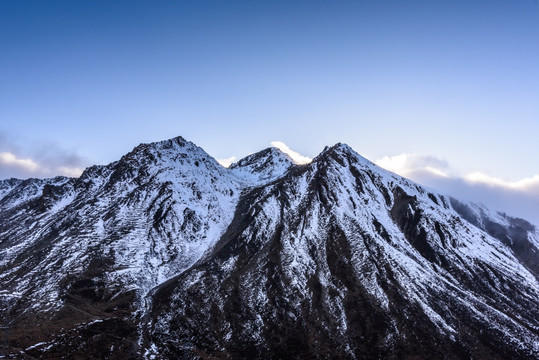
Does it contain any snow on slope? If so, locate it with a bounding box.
[1,137,537,359]
[149,143,539,359]
[229,147,295,186]
[0,137,297,316]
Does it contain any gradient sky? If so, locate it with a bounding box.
[1,1,538,222]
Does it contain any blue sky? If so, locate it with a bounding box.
[1,1,538,223]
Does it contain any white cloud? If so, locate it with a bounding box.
[375,153,449,178]
[375,153,539,226]
[270,141,312,164]
[0,151,84,179]
[217,156,237,168]
[464,172,539,194]
[0,152,40,172]
[377,153,539,196]
[0,132,88,179]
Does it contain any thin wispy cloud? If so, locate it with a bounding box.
[0,151,85,179]
[375,153,539,226]
[0,132,88,179]
[270,141,312,164]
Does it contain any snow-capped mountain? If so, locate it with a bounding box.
[0,136,537,359]
[229,147,295,185]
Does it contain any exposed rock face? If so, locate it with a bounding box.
[0,137,537,359]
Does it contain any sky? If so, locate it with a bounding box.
[0,0,538,223]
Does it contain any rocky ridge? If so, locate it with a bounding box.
[0,137,537,359]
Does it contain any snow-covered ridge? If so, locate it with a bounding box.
[145,138,538,359]
[1,135,538,359]
[229,147,295,186]
[0,137,298,310]
[0,176,71,211]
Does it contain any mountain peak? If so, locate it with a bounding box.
[315,142,375,169]
[231,147,293,167]
[125,135,197,158]
[230,147,295,185]
[115,136,225,173]
[319,142,356,157]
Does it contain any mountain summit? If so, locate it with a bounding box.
[229,146,295,185]
[0,136,537,359]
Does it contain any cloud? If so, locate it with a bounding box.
[0,152,40,172]
[375,153,539,226]
[375,153,450,178]
[0,132,88,179]
[0,151,85,179]
[270,141,312,164]
[217,156,237,168]
[464,172,539,195]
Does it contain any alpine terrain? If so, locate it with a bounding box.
[0,136,538,359]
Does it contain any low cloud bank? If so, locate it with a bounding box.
[376,153,539,226]
[0,133,87,179]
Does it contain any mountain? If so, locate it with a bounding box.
[229,147,295,185]
[0,137,537,359]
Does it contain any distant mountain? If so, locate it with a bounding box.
[0,136,537,359]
